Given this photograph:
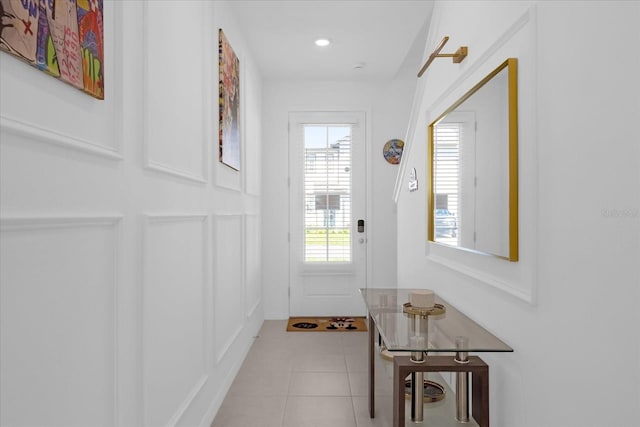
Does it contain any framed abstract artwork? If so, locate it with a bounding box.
[218,28,240,171]
[0,0,105,99]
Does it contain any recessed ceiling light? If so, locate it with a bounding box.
[314,38,331,47]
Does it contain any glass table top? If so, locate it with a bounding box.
[360,288,513,353]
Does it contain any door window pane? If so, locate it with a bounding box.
[303,125,352,262]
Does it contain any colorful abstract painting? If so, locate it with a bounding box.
[218,28,240,171]
[0,0,104,99]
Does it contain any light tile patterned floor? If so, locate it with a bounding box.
[211,319,394,427]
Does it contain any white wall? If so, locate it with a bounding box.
[397,1,640,426]
[0,1,262,426]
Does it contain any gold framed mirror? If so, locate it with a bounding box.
[427,58,518,261]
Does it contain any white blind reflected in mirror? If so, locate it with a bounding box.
[433,123,460,245]
[303,125,352,262]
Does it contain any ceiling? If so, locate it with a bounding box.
[227,0,434,81]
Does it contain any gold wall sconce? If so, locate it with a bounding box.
[417,36,468,77]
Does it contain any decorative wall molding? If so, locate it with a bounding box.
[244,213,261,318]
[212,213,245,363]
[428,254,535,303]
[166,375,209,427]
[144,159,208,184]
[141,213,210,427]
[213,175,243,192]
[144,213,209,222]
[0,115,123,161]
[1,215,122,426]
[1,215,123,230]
[141,1,209,185]
[246,298,261,320]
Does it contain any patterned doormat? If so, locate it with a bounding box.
[286,317,367,332]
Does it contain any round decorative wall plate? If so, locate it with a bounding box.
[383,139,404,164]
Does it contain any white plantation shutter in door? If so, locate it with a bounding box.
[303,125,352,262]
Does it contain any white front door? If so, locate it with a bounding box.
[288,111,367,316]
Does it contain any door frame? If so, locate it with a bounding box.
[287,109,373,316]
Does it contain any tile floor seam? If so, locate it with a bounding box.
[345,354,360,427]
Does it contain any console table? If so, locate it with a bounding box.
[360,288,513,427]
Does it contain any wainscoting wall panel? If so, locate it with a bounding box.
[0,2,263,426]
[213,214,245,362]
[0,217,121,427]
[244,213,262,317]
[142,1,208,183]
[142,215,209,427]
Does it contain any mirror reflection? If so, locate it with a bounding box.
[428,58,518,261]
